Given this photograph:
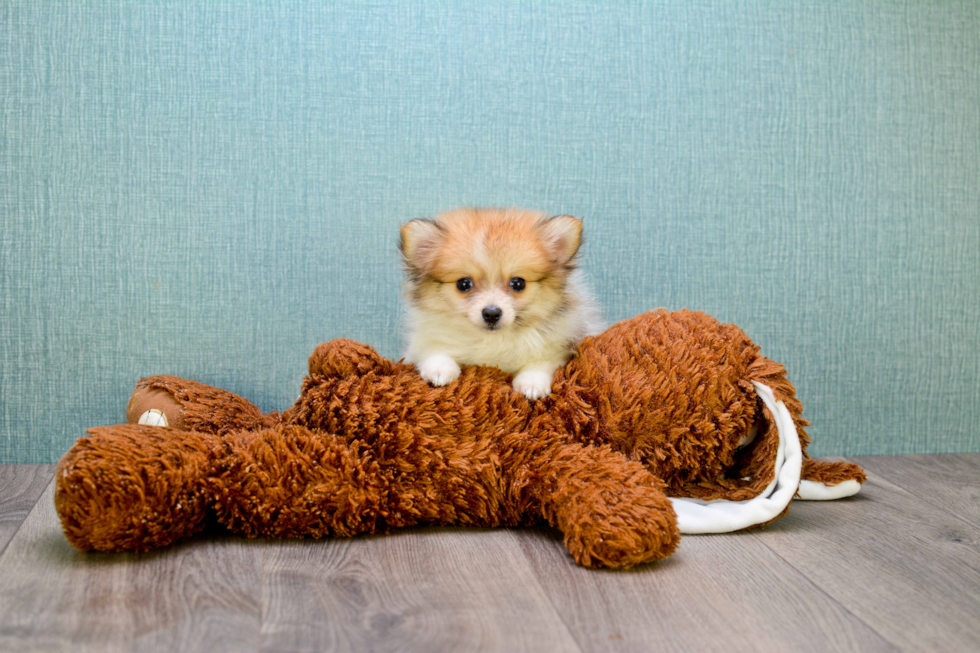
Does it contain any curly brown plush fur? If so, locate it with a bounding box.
[55,310,865,568]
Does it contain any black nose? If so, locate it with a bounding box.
[482,306,502,325]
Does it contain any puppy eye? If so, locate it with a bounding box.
[456,278,474,292]
[509,277,526,292]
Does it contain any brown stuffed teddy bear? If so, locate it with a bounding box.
[55,310,865,568]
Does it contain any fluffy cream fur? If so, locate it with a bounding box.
[400,208,604,399]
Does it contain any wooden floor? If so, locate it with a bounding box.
[0,454,977,652]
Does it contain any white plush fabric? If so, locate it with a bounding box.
[671,382,803,534]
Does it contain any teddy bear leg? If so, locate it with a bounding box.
[126,384,184,428]
[512,440,681,568]
[798,458,866,500]
[126,375,272,435]
[55,425,220,552]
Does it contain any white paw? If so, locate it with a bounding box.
[137,409,169,427]
[513,370,553,400]
[417,354,461,386]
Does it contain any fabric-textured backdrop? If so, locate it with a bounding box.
[2,1,978,463]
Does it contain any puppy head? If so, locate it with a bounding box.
[400,208,583,331]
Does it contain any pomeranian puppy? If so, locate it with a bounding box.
[399,207,604,399]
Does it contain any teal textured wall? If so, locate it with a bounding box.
[2,1,978,462]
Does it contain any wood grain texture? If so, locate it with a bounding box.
[758,466,980,652]
[0,465,54,556]
[517,529,895,653]
[0,483,262,653]
[853,453,980,529]
[260,529,581,653]
[1,456,979,651]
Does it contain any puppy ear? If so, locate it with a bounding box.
[400,219,443,270]
[539,215,583,265]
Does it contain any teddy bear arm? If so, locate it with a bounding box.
[55,424,221,552]
[505,436,680,568]
[308,339,394,379]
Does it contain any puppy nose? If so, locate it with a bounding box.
[482,306,503,325]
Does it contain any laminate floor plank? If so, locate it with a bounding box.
[1,456,978,652]
[757,466,980,652]
[0,465,54,556]
[0,482,263,653]
[517,527,895,653]
[260,528,581,653]
[852,454,980,529]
